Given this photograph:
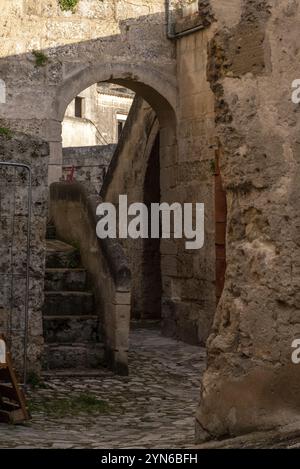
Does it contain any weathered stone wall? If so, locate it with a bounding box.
[196,0,300,440]
[62,144,116,193]
[101,97,161,320]
[0,132,49,375]
[162,26,216,345]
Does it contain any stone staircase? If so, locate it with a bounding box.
[42,225,104,372]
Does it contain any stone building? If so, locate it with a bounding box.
[61,83,133,193]
[0,0,299,445]
[62,83,134,147]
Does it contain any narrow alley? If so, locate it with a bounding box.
[0,326,206,449]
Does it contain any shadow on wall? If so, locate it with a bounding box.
[0,10,178,133]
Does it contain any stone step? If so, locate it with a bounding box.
[46,224,56,240]
[43,343,105,370]
[45,268,87,292]
[43,315,100,344]
[46,239,81,269]
[43,291,94,316]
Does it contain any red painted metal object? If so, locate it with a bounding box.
[65,166,75,182]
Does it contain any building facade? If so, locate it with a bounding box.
[62,83,134,147]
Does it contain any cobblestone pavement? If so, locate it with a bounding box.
[0,326,206,448]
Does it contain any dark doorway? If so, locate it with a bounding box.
[142,133,162,319]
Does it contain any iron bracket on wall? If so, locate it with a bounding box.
[165,0,207,40]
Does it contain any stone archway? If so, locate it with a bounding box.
[54,63,177,122]
[48,62,178,185]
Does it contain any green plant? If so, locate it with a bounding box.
[58,0,79,12]
[29,393,110,417]
[210,159,216,175]
[27,371,47,389]
[0,127,13,139]
[32,50,49,67]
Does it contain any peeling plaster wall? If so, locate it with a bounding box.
[168,23,216,345]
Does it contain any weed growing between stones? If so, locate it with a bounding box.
[27,372,47,390]
[29,393,110,417]
[58,0,79,12]
[32,50,49,67]
[0,127,13,139]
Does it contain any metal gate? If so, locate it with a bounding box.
[0,162,32,385]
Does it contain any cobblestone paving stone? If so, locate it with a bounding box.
[0,327,206,448]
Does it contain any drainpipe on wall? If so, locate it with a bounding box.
[165,0,206,40]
